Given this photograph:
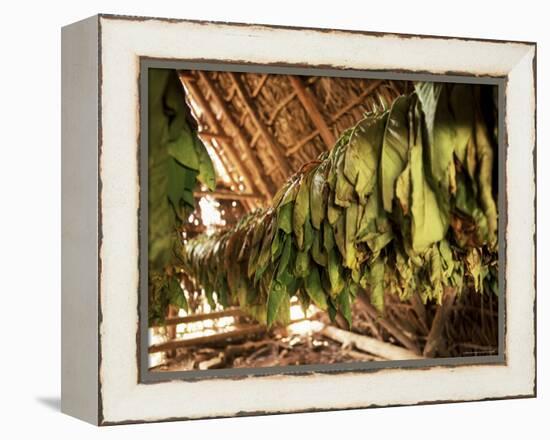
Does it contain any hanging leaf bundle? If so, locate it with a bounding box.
[148,68,216,324]
[174,82,499,328]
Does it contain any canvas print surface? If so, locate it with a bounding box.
[145,68,499,374]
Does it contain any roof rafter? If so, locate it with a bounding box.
[288,75,336,149]
[198,71,273,200]
[179,73,265,209]
[228,72,293,178]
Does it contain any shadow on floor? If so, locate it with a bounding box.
[36,396,61,412]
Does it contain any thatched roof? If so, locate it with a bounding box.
[178,70,407,215]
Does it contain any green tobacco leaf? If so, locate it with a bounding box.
[327,198,342,225]
[204,285,216,310]
[255,219,276,282]
[304,267,328,310]
[294,174,310,249]
[195,138,216,190]
[167,158,190,219]
[474,111,498,246]
[303,217,315,251]
[327,247,345,295]
[295,250,310,278]
[267,280,287,327]
[338,287,353,328]
[344,204,359,269]
[323,219,335,251]
[438,239,454,278]
[369,256,385,312]
[271,230,283,261]
[311,232,328,266]
[272,180,291,208]
[276,235,292,277]
[148,68,217,278]
[167,135,199,171]
[344,114,387,201]
[333,215,346,260]
[381,95,410,212]
[415,82,456,184]
[167,277,188,312]
[449,84,475,164]
[410,103,448,252]
[310,164,327,229]
[335,155,355,207]
[395,162,411,214]
[174,81,498,329]
[277,203,293,234]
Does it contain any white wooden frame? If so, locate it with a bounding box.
[61,14,536,425]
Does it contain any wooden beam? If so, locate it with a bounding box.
[287,130,320,155]
[267,91,297,124]
[288,75,336,148]
[197,131,233,142]
[228,72,293,177]
[198,71,273,200]
[161,308,245,327]
[251,74,269,97]
[330,79,384,122]
[194,190,264,201]
[148,324,266,353]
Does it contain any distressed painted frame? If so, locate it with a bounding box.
[61,14,536,425]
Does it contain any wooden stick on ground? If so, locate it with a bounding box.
[321,325,423,361]
[198,353,225,370]
[423,287,458,357]
[356,291,422,355]
[148,324,266,354]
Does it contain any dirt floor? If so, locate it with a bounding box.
[150,305,400,372]
[150,291,498,372]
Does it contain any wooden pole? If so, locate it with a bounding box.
[228,72,293,177]
[198,71,273,200]
[288,75,336,148]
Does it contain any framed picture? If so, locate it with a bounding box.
[61,14,536,425]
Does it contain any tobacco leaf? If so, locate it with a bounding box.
[380,95,410,212]
[409,101,449,252]
[310,163,328,229]
[415,83,456,184]
[267,280,288,327]
[304,266,328,310]
[338,287,353,329]
[369,256,385,312]
[294,174,311,249]
[174,82,498,327]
